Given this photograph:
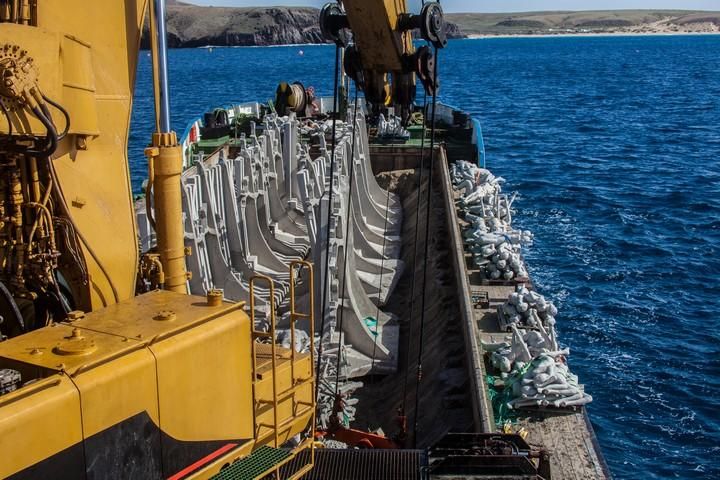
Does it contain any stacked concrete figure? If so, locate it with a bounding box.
[450,160,533,281]
[137,107,402,386]
[450,159,592,410]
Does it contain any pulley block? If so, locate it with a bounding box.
[420,2,447,49]
[343,44,365,90]
[398,1,447,50]
[414,46,439,97]
[319,3,350,47]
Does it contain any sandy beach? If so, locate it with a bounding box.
[466,31,720,39]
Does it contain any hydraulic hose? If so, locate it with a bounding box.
[41,94,70,140]
[0,100,12,136]
[0,279,25,334]
[27,105,58,157]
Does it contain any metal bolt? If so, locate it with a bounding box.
[207,289,223,307]
[153,310,176,322]
[66,310,85,321]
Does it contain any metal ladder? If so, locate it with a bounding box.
[249,260,315,480]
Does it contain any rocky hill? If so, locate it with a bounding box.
[148,3,323,47]
[447,10,720,36]
[147,5,720,48]
[145,2,462,48]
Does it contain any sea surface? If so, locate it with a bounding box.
[129,36,720,479]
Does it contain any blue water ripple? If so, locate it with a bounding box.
[128,35,720,479]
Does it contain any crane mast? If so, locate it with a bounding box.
[319,0,446,121]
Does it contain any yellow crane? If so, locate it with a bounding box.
[0,0,445,478]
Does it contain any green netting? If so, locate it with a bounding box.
[486,359,537,427]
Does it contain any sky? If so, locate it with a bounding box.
[187,0,720,12]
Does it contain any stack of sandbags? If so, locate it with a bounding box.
[498,285,558,332]
[506,354,593,409]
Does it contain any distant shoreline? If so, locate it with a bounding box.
[154,6,720,49]
[466,31,720,39]
[180,32,719,49]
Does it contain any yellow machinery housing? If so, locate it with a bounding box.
[0,269,316,479]
[0,0,442,477]
[0,1,316,477]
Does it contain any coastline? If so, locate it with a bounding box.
[181,31,720,49]
[466,31,720,39]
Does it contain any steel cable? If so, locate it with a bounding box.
[315,44,342,412]
[412,45,440,448]
[334,87,360,395]
[401,88,429,415]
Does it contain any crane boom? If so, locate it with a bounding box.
[319,0,446,119]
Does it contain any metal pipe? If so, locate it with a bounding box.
[146,0,186,294]
[19,0,29,24]
[147,133,186,293]
[150,0,171,133]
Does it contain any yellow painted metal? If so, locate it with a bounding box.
[149,302,254,441]
[342,0,409,72]
[0,375,83,479]
[60,34,99,136]
[0,322,142,375]
[144,132,188,293]
[0,1,148,309]
[290,260,316,477]
[0,2,319,478]
[0,24,61,135]
[0,290,256,477]
[247,262,316,480]
[71,348,160,438]
[250,274,280,447]
[340,0,415,108]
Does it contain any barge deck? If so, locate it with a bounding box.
[370,139,610,479]
[147,99,611,478]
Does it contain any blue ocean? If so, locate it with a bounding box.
[129,35,720,479]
